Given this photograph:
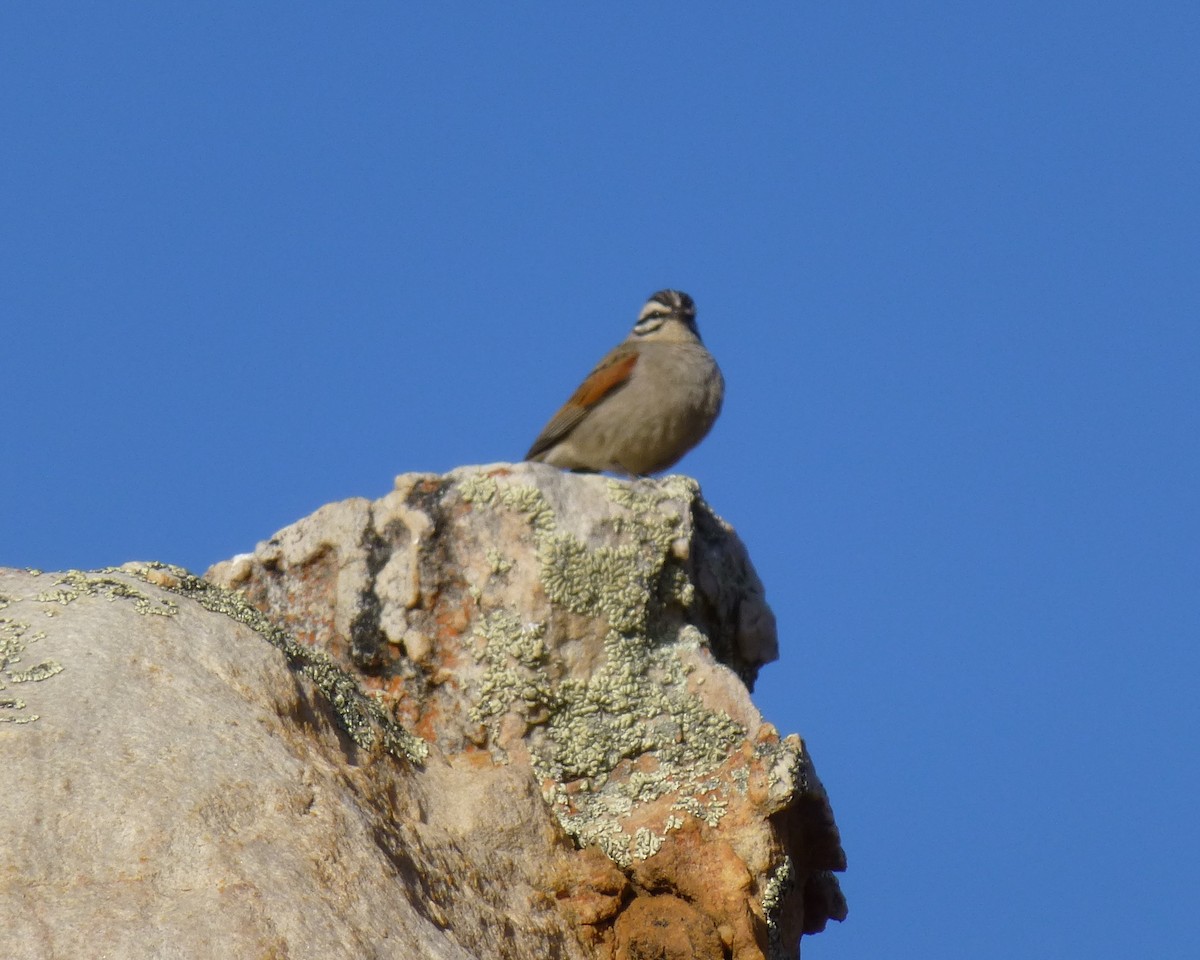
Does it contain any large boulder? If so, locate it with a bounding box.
[2,463,845,959]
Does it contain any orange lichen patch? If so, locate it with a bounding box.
[449,746,501,770]
[429,642,468,674]
[433,592,473,638]
[412,700,445,744]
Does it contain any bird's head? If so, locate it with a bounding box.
[633,289,699,339]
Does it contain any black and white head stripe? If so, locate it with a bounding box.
[635,289,696,333]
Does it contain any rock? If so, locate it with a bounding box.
[1,463,845,960]
[614,894,725,960]
[208,463,846,956]
[1,566,582,960]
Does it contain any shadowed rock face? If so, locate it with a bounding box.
[2,464,845,960]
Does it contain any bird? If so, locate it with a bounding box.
[525,289,724,476]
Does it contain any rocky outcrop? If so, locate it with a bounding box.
[3,565,575,959]
[2,463,845,959]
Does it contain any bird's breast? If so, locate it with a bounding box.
[586,342,723,474]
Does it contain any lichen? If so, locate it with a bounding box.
[460,473,556,532]
[632,827,664,859]
[539,628,743,784]
[730,766,751,795]
[761,735,808,798]
[459,470,745,864]
[539,536,651,633]
[114,563,428,764]
[35,570,178,617]
[469,611,554,728]
[761,856,796,960]
[1,616,61,724]
[484,548,512,575]
[8,660,64,683]
[670,794,730,828]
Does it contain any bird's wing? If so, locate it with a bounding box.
[525,347,639,460]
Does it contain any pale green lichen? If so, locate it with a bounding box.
[761,856,796,960]
[605,475,697,544]
[539,535,651,633]
[460,473,557,532]
[1,616,61,724]
[35,570,178,617]
[632,827,664,859]
[485,548,512,575]
[731,765,751,795]
[460,471,745,864]
[572,816,628,863]
[670,793,730,828]
[470,611,554,728]
[8,661,64,683]
[661,564,695,608]
[605,478,705,616]
[537,627,743,785]
[114,563,428,764]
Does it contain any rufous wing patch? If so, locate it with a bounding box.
[567,351,638,408]
[525,350,639,460]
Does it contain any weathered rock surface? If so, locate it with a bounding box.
[2,463,845,959]
[208,464,846,954]
[2,566,581,960]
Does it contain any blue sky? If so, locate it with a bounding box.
[4,3,1198,956]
